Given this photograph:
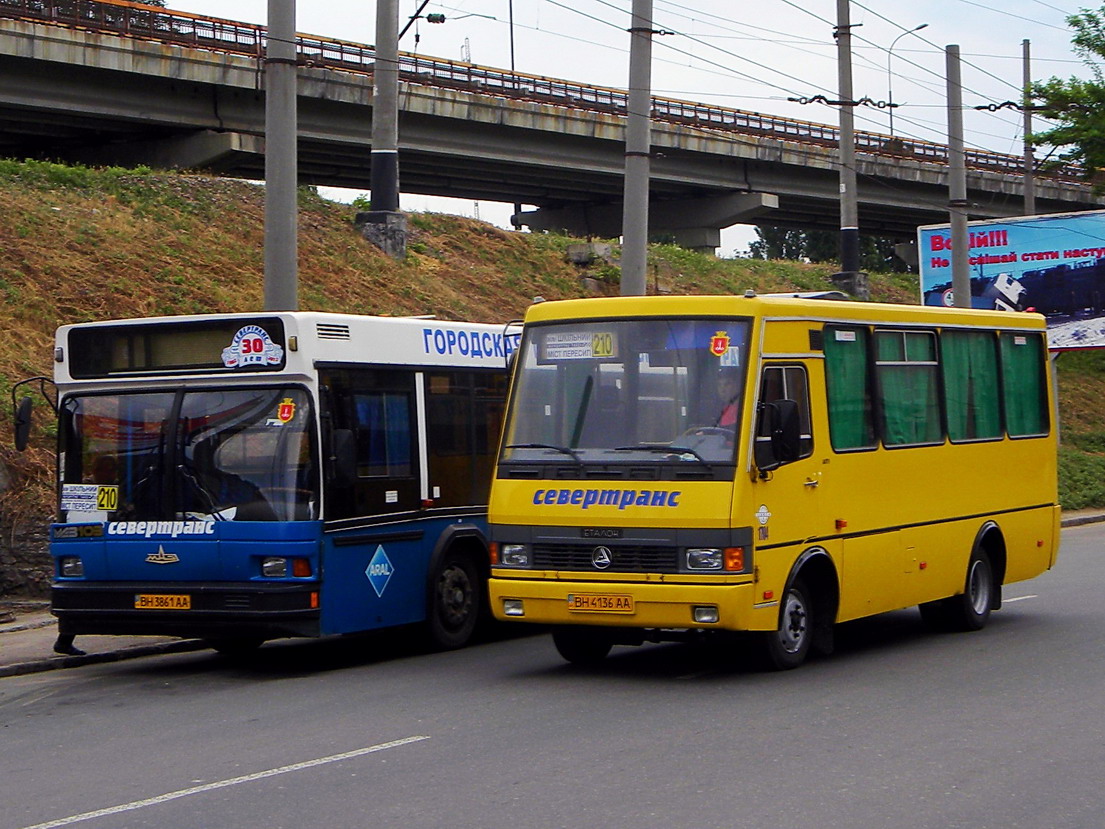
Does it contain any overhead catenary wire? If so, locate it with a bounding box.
[437,0,1070,151]
[652,0,1065,145]
[415,0,1076,166]
[571,0,835,101]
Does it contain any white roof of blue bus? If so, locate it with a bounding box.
[55,311,521,375]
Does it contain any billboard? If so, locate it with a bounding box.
[918,209,1105,350]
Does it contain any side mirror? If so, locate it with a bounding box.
[14,397,32,452]
[754,399,801,475]
[330,428,356,487]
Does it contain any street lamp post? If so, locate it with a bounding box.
[509,0,515,73]
[887,23,927,136]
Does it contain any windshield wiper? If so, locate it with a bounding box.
[614,443,713,469]
[505,443,583,464]
[177,464,226,520]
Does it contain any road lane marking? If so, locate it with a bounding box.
[18,735,430,829]
[1004,595,1038,603]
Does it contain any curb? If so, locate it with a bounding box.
[0,638,209,679]
[1060,513,1105,527]
[0,618,57,635]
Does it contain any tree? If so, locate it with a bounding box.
[1031,6,1105,180]
[747,226,909,273]
[747,227,807,260]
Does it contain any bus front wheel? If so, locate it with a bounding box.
[759,580,813,670]
[552,626,612,665]
[426,551,479,650]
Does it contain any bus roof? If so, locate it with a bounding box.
[520,294,1047,331]
[55,310,512,335]
[54,311,522,384]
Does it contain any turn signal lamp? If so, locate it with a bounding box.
[723,547,745,571]
[292,558,312,578]
[488,542,499,565]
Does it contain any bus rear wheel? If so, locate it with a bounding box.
[920,549,995,632]
[426,551,479,650]
[759,580,813,670]
[945,549,995,632]
[552,626,612,665]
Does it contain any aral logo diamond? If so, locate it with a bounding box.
[365,545,394,597]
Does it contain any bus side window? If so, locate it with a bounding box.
[824,325,877,451]
[874,329,942,447]
[322,369,420,520]
[757,365,813,462]
[425,369,508,506]
[999,331,1050,437]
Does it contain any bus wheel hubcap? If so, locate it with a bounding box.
[780,592,808,653]
[439,565,472,627]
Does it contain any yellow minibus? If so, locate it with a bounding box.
[487,293,1059,668]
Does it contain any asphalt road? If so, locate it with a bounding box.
[1,523,1102,829]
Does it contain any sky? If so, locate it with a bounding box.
[165,0,1090,256]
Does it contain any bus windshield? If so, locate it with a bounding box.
[500,318,751,466]
[59,387,318,522]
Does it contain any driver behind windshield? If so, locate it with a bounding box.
[716,368,740,428]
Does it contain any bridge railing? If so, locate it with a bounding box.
[0,0,1085,183]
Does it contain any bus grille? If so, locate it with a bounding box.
[532,544,678,573]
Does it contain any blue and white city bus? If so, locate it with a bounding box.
[28,311,518,654]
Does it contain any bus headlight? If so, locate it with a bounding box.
[59,556,83,577]
[262,557,288,577]
[499,544,531,567]
[686,548,723,570]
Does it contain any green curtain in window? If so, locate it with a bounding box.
[879,365,942,445]
[876,332,941,446]
[1001,333,1048,436]
[824,327,875,450]
[942,331,1001,441]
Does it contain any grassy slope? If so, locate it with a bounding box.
[0,158,1098,527]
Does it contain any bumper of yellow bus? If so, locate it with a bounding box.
[488,570,770,632]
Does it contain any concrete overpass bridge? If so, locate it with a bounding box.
[0,0,1101,251]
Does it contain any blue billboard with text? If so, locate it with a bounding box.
[918,208,1105,350]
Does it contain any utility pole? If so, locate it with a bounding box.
[832,0,867,299]
[1023,39,1036,215]
[371,0,399,213]
[946,44,971,309]
[619,0,653,296]
[358,0,407,257]
[264,0,298,310]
